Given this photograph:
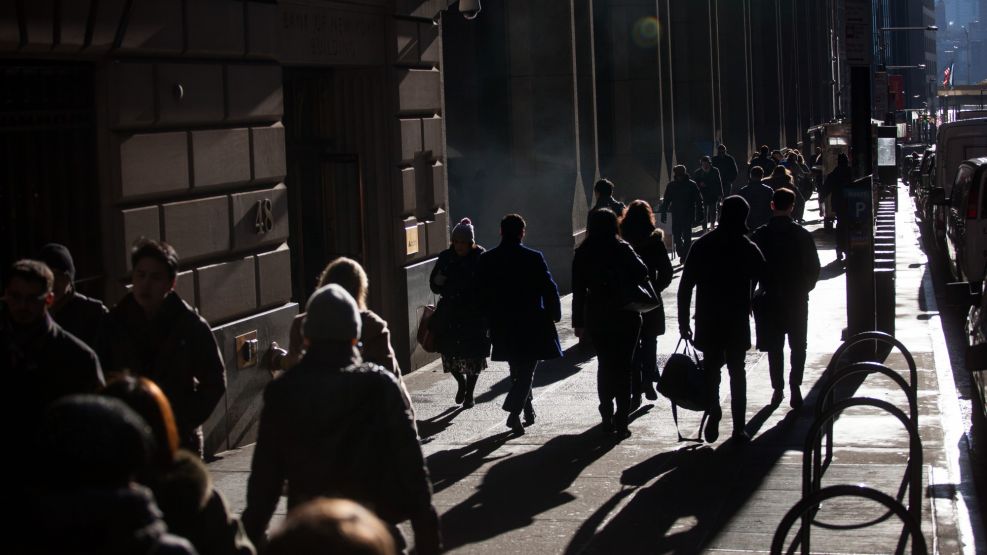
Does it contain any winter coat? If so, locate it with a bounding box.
[1,309,104,441]
[693,167,724,203]
[49,290,108,352]
[476,240,563,361]
[824,164,853,219]
[749,154,777,178]
[146,450,254,555]
[429,246,490,359]
[678,224,765,351]
[660,177,703,223]
[571,236,650,329]
[627,230,674,337]
[751,215,821,303]
[103,292,226,449]
[242,346,437,550]
[712,154,739,192]
[22,485,196,555]
[739,181,776,230]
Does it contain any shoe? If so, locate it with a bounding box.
[630,394,642,412]
[790,387,804,409]
[770,388,784,406]
[506,413,525,434]
[462,395,474,408]
[523,404,536,426]
[704,410,721,443]
[644,382,658,401]
[731,430,751,444]
[463,375,478,408]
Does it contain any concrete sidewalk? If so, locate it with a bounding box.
[209,194,982,553]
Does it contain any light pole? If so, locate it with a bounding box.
[964,25,971,84]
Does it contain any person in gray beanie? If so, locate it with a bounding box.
[430,217,490,408]
[678,195,764,444]
[244,284,441,555]
[36,243,108,351]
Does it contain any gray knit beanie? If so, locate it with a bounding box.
[303,284,362,343]
[451,218,475,243]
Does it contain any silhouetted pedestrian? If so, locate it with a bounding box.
[588,178,626,225]
[660,165,703,259]
[242,285,440,554]
[678,196,764,443]
[103,239,226,457]
[430,217,490,408]
[619,200,674,407]
[693,156,723,231]
[573,209,648,437]
[476,214,563,434]
[712,144,739,196]
[739,166,774,230]
[824,153,853,261]
[36,243,108,351]
[749,145,777,179]
[750,188,821,410]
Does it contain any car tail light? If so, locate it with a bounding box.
[968,185,980,219]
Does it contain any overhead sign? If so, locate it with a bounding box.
[845,0,873,66]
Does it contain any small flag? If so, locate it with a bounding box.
[943,62,955,88]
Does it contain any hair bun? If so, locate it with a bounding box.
[459,218,472,225]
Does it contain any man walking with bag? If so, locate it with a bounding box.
[750,188,820,409]
[476,214,563,434]
[678,196,765,443]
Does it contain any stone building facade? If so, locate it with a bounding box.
[1,0,453,456]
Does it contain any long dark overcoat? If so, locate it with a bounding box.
[628,231,674,337]
[476,240,562,361]
[429,246,490,360]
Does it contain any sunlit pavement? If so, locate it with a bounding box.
[210,191,984,553]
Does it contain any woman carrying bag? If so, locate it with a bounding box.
[429,218,490,408]
[572,208,650,438]
[620,200,674,409]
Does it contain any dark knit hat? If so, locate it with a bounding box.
[303,284,362,343]
[719,195,751,232]
[451,218,475,243]
[37,243,75,281]
[35,395,153,489]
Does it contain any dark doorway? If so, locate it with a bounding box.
[283,68,367,302]
[0,62,101,296]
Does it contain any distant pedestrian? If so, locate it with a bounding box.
[430,218,490,408]
[660,165,703,259]
[286,257,413,412]
[476,214,563,434]
[266,498,397,555]
[26,395,196,555]
[678,196,765,443]
[588,178,626,225]
[36,243,108,351]
[242,285,440,554]
[782,152,811,223]
[824,153,853,261]
[619,201,674,406]
[750,188,821,409]
[573,209,648,437]
[693,156,723,231]
[749,145,777,179]
[104,376,255,555]
[740,166,774,230]
[103,239,226,457]
[712,144,740,196]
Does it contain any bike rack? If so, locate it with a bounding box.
[816,362,918,472]
[771,484,928,555]
[825,331,917,377]
[801,398,923,555]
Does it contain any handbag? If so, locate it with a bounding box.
[622,279,660,313]
[416,304,438,353]
[657,337,710,442]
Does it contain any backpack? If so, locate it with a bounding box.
[657,337,711,442]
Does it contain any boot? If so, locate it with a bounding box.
[462,374,478,408]
[452,372,466,405]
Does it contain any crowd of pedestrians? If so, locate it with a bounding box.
[5,140,841,554]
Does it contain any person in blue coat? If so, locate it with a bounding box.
[475,214,563,434]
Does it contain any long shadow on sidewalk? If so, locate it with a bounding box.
[472,343,596,405]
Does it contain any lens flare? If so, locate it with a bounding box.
[632,17,660,48]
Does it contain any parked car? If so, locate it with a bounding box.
[963,293,987,424]
[945,158,987,285]
[928,119,987,250]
